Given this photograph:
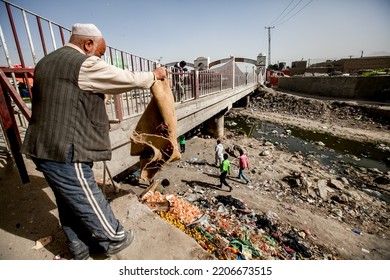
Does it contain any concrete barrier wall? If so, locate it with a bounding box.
[278,76,390,102]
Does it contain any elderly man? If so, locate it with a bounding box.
[21,23,167,259]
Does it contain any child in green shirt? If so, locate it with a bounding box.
[179,135,186,153]
[219,153,231,191]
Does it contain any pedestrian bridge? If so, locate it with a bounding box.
[0,0,260,181]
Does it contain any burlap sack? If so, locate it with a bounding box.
[130,78,181,182]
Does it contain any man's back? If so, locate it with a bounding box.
[22,46,111,163]
[216,143,224,155]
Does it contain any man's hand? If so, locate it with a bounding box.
[154,66,167,80]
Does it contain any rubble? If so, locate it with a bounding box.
[249,90,390,130]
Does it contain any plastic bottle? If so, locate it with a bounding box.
[351,229,363,235]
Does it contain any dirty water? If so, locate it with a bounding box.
[225,114,390,202]
[225,115,390,174]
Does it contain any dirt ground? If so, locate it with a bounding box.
[144,88,390,260]
[0,87,389,260]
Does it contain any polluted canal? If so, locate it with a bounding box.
[225,113,390,202]
[225,114,390,173]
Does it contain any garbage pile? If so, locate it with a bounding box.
[142,191,200,224]
[141,190,336,260]
[250,89,389,129]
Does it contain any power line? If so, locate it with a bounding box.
[272,0,303,26]
[275,0,314,26]
[263,0,314,66]
[269,0,295,26]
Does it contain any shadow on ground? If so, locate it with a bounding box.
[0,157,133,259]
[181,179,232,192]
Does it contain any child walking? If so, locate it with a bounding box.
[179,135,186,153]
[219,153,232,191]
[238,150,250,184]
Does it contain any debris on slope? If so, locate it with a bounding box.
[250,89,389,129]
[141,186,337,260]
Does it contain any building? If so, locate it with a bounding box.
[291,56,390,76]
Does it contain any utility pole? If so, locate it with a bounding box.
[265,26,274,67]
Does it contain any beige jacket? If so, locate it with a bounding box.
[65,43,155,94]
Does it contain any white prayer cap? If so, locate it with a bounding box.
[71,23,102,37]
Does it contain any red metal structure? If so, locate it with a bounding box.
[266,69,291,86]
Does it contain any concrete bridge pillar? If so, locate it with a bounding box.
[243,95,250,107]
[205,111,225,138]
[234,95,250,108]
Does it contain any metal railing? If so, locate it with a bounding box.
[1,0,258,124]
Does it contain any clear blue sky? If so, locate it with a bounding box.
[1,0,390,66]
